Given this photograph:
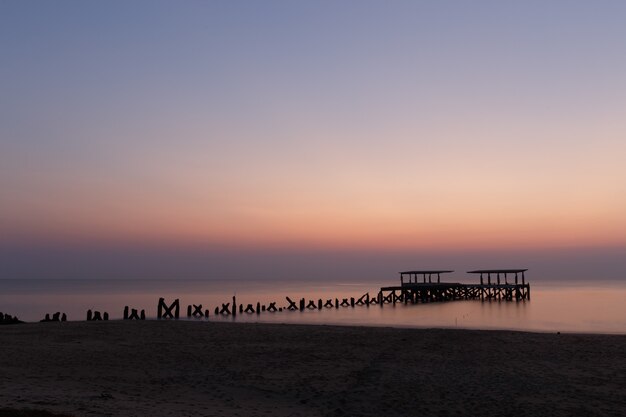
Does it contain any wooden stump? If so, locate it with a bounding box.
[157,298,180,319]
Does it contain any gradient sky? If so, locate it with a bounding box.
[1,1,625,280]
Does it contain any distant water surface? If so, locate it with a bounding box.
[0,278,625,334]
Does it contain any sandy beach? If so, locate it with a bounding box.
[0,321,624,417]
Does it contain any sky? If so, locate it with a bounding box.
[1,1,625,280]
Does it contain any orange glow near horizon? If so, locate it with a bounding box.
[2,2,626,255]
[3,181,625,251]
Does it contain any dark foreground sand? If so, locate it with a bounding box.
[0,321,624,417]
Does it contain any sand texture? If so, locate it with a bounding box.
[0,321,624,417]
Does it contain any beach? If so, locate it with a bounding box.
[0,321,624,417]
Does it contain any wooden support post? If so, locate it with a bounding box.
[189,304,204,318]
[123,306,129,320]
[299,298,305,311]
[350,297,355,307]
[128,309,141,320]
[335,298,339,308]
[219,303,231,315]
[233,296,237,316]
[286,297,298,310]
[87,309,93,321]
[318,299,323,310]
[158,298,180,319]
[356,293,368,306]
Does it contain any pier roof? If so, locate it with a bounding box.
[467,269,527,274]
[399,270,453,275]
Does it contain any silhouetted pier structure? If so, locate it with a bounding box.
[380,269,530,304]
[62,269,530,322]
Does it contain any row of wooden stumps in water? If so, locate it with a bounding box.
[45,292,390,322]
[155,293,383,319]
[34,282,530,322]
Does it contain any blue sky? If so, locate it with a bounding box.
[1,1,625,280]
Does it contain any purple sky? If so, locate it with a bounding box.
[1,1,625,281]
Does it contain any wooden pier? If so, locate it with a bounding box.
[380,269,530,304]
[31,268,530,323]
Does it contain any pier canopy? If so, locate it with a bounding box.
[400,270,453,285]
[467,269,528,285]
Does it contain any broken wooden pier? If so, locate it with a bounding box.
[380,269,530,304]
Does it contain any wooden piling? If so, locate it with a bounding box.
[157,298,180,319]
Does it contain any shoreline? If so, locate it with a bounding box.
[4,318,626,336]
[1,321,625,416]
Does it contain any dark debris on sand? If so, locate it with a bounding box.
[0,409,74,417]
[0,312,23,325]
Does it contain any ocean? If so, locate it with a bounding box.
[1,277,625,334]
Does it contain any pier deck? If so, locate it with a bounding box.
[379,269,530,304]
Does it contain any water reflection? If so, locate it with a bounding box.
[0,279,624,334]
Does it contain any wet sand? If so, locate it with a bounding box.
[0,321,624,417]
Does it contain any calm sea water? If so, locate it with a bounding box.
[1,278,625,334]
